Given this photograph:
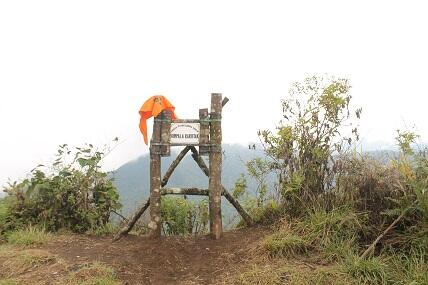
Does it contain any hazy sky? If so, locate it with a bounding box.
[1,1,427,188]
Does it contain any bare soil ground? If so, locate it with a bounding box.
[0,227,269,285]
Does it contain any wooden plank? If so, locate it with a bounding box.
[209,93,223,239]
[221,97,229,107]
[160,110,171,156]
[161,187,209,196]
[199,108,210,156]
[149,112,162,238]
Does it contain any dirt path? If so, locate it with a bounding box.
[37,227,267,284]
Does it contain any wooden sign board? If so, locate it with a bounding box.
[170,122,200,145]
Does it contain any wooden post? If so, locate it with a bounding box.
[209,93,223,239]
[149,113,162,238]
[160,110,171,157]
[199,108,210,156]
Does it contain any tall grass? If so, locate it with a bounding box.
[7,226,52,246]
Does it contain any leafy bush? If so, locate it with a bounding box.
[2,143,121,233]
[258,75,361,208]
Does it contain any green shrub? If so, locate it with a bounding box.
[3,143,121,233]
[160,196,209,236]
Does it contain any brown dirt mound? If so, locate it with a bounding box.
[21,227,268,285]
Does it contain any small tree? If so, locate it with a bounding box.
[258,75,361,207]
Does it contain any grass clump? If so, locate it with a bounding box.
[2,249,56,277]
[343,253,389,285]
[295,207,363,247]
[67,262,119,285]
[235,263,356,285]
[263,207,362,259]
[235,264,289,285]
[86,223,117,236]
[6,226,52,246]
[263,231,309,257]
[388,250,428,285]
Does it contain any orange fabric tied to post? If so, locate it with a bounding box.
[139,95,177,145]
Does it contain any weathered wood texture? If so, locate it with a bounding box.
[160,110,171,156]
[199,108,210,156]
[221,97,229,107]
[113,198,150,241]
[161,188,209,196]
[189,146,254,226]
[209,93,223,239]
[149,112,162,238]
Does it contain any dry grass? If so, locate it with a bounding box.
[0,244,119,285]
[226,259,357,285]
[66,261,119,285]
[1,249,57,278]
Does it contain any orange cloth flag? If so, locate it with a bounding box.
[139,95,177,145]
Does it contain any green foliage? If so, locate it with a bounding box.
[258,75,360,206]
[263,207,362,259]
[0,197,10,231]
[86,223,118,236]
[343,254,389,285]
[6,226,52,246]
[160,196,209,236]
[233,158,282,225]
[388,249,428,285]
[246,158,270,206]
[2,143,121,233]
[263,231,310,256]
[232,174,247,199]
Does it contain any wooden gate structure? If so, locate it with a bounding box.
[114,93,253,241]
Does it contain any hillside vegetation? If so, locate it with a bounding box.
[0,75,427,284]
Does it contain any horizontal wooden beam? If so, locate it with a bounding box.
[161,187,210,196]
